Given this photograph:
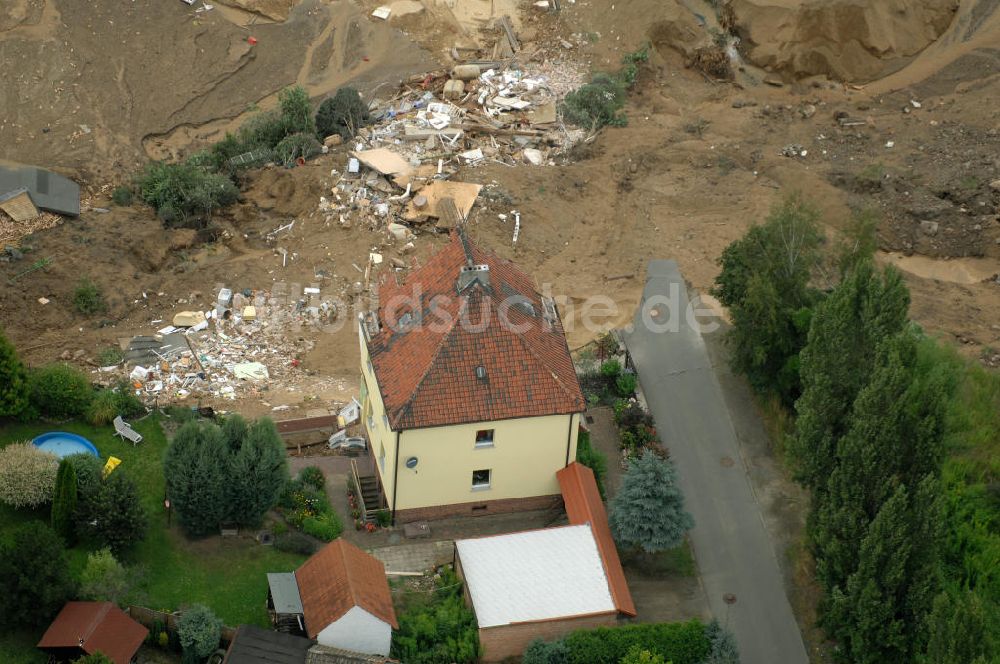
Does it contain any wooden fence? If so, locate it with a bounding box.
[128,605,238,645]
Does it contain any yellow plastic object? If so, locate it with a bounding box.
[102,456,122,478]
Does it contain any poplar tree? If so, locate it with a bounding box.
[922,589,990,664]
[791,261,910,493]
[810,333,951,594]
[51,459,78,544]
[825,478,942,664]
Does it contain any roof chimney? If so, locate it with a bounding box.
[455,228,490,292]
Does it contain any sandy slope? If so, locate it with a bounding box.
[730,0,959,81]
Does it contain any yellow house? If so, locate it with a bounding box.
[357,231,585,523]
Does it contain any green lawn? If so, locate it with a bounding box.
[0,416,308,638]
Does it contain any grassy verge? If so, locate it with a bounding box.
[620,541,697,578]
[0,416,307,630]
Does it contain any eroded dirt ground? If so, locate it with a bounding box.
[1,1,999,415]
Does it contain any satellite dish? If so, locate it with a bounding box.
[405,457,419,469]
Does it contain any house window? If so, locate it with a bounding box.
[382,414,390,430]
[472,469,491,491]
[475,429,494,448]
[379,444,386,472]
[366,358,374,375]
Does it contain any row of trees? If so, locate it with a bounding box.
[713,196,994,662]
[164,415,288,537]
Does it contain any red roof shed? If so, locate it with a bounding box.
[37,601,148,664]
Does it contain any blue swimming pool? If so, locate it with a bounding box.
[32,432,100,459]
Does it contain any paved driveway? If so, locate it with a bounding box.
[622,260,808,664]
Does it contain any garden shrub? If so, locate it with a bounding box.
[0,442,59,508]
[619,647,665,664]
[282,484,326,528]
[88,381,144,426]
[601,358,622,378]
[299,466,326,491]
[0,523,77,628]
[163,405,197,423]
[376,509,391,528]
[562,73,627,129]
[237,110,288,151]
[274,530,316,555]
[74,653,114,664]
[0,327,29,418]
[702,620,739,664]
[616,372,638,397]
[74,278,107,315]
[615,402,659,451]
[576,430,608,499]
[524,638,571,664]
[83,471,148,555]
[96,345,124,367]
[137,161,239,227]
[51,458,78,542]
[203,136,245,172]
[391,566,481,664]
[29,363,94,419]
[301,512,343,541]
[66,452,104,524]
[177,604,222,664]
[79,548,129,605]
[111,186,132,206]
[275,132,321,164]
[315,87,371,140]
[562,620,710,664]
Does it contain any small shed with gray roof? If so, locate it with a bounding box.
[0,165,80,217]
[267,572,305,634]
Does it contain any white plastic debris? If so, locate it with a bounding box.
[523,148,544,165]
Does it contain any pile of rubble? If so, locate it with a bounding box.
[316,23,585,239]
[107,286,342,403]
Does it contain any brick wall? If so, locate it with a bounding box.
[393,493,562,524]
[478,613,618,662]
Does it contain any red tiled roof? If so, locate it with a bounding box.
[367,232,585,430]
[296,539,398,637]
[557,462,637,617]
[37,601,149,664]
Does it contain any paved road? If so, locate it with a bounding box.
[622,260,809,664]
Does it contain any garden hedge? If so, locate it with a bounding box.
[563,620,710,664]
